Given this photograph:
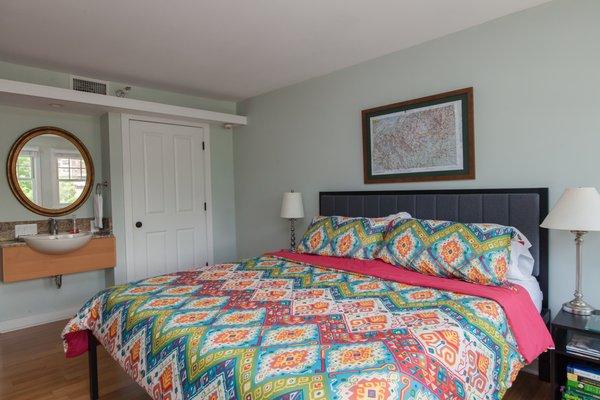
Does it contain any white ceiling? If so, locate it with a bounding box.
[0,0,549,101]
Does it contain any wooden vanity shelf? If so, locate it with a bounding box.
[0,236,116,282]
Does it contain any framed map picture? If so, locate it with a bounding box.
[362,87,474,184]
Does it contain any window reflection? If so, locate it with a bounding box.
[15,134,89,208]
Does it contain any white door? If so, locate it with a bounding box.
[128,120,209,280]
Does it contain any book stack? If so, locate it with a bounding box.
[563,364,600,400]
[567,334,600,360]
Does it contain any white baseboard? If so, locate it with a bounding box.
[0,306,80,333]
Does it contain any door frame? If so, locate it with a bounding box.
[121,114,214,282]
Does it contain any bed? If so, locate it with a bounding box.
[63,188,554,400]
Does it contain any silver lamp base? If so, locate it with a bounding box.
[563,298,595,316]
[561,230,596,316]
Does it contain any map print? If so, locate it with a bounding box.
[370,100,463,175]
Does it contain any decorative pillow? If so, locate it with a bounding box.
[377,218,516,286]
[296,215,394,259]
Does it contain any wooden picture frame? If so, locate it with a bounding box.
[362,87,474,184]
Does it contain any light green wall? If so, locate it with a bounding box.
[0,61,238,325]
[235,0,600,315]
[0,105,105,323]
[0,60,236,114]
[210,126,237,262]
[0,105,102,220]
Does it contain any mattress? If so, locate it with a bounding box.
[63,252,553,400]
[511,276,543,312]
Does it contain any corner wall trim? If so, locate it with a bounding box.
[0,306,80,333]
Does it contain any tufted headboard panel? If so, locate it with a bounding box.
[319,188,548,309]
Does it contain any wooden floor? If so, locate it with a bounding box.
[0,319,551,399]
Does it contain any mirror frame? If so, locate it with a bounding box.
[6,126,95,217]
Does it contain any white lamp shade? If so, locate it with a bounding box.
[281,192,304,219]
[541,187,600,231]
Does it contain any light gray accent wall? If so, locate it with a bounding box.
[235,0,600,315]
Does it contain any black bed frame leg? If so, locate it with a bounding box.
[88,331,99,400]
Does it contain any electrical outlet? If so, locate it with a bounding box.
[14,223,37,238]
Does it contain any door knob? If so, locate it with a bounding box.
[135,221,142,228]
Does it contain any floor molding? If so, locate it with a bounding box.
[0,306,79,333]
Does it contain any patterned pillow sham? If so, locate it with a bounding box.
[296,215,398,259]
[376,218,516,286]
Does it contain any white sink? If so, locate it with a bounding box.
[22,232,93,255]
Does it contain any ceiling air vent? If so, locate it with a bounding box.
[71,76,108,95]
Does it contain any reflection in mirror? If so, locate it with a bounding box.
[17,134,88,208]
[7,127,94,216]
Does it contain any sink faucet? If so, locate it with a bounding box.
[48,218,58,235]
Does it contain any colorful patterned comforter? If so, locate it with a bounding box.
[63,254,548,400]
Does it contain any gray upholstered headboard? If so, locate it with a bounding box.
[319,188,548,310]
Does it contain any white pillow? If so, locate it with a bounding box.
[506,229,543,311]
[507,229,535,281]
[386,211,412,221]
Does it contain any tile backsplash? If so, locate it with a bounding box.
[0,217,112,241]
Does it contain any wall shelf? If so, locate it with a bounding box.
[0,78,247,126]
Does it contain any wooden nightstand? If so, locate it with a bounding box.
[551,310,600,399]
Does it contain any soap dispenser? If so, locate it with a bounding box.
[71,215,79,234]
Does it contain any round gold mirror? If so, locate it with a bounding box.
[7,126,94,216]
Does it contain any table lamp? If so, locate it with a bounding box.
[281,191,304,250]
[541,187,600,315]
